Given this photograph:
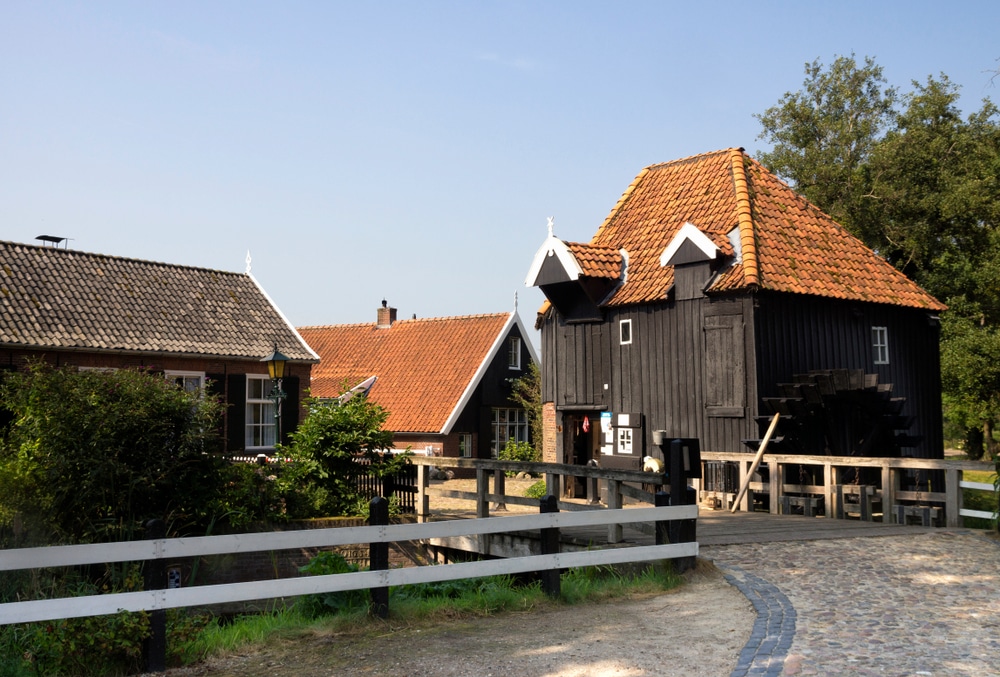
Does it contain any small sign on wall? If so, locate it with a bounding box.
[601,411,614,454]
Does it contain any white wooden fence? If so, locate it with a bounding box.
[0,504,698,626]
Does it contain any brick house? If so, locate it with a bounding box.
[0,240,318,454]
[298,302,539,464]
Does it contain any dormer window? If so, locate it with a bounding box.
[508,336,522,370]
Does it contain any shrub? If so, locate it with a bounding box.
[498,440,539,475]
[524,479,548,499]
[296,552,367,618]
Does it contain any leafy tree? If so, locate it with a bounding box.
[0,363,226,544]
[509,360,542,451]
[283,392,406,517]
[755,54,897,246]
[755,55,1000,460]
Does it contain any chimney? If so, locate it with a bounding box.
[377,299,397,329]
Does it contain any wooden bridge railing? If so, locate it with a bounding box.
[696,451,996,527]
[407,457,674,543]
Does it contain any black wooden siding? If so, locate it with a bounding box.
[541,295,758,454]
[752,292,942,458]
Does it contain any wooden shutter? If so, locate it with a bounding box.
[280,376,299,446]
[704,314,745,417]
[227,374,246,453]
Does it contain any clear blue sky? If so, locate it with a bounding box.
[2,1,998,345]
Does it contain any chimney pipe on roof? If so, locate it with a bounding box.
[377,301,397,329]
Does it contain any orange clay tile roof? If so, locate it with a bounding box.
[580,148,945,311]
[0,240,318,361]
[564,242,624,279]
[299,313,514,434]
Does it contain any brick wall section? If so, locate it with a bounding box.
[542,401,557,463]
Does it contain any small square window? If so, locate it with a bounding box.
[872,326,889,365]
[620,319,632,345]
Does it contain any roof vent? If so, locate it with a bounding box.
[36,235,69,248]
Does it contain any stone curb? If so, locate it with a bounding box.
[715,562,796,677]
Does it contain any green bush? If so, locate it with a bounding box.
[0,363,225,545]
[524,479,548,499]
[498,440,539,475]
[297,552,368,618]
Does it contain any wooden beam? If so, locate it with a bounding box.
[731,413,780,513]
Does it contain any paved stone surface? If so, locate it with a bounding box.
[705,531,1000,676]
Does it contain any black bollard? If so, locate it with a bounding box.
[144,519,167,673]
[539,494,560,597]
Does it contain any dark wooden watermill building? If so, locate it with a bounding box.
[525,148,946,485]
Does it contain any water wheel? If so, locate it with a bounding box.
[755,369,919,458]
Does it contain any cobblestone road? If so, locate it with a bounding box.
[704,531,1000,676]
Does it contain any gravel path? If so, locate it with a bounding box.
[705,530,1000,676]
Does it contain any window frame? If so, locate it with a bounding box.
[491,407,527,458]
[165,370,205,393]
[458,433,474,458]
[245,374,277,450]
[872,326,889,365]
[507,336,522,370]
[620,319,632,345]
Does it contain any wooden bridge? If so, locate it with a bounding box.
[403,454,993,558]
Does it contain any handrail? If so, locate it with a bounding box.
[696,451,996,527]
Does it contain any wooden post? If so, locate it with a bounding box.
[768,459,780,515]
[416,463,430,523]
[945,468,961,528]
[881,462,894,522]
[539,495,561,597]
[476,466,489,518]
[731,413,779,513]
[606,479,623,544]
[369,496,389,619]
[654,491,670,545]
[144,519,167,674]
[493,469,507,511]
[823,462,834,518]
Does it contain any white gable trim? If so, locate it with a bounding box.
[525,233,584,286]
[248,272,321,362]
[659,222,719,267]
[440,312,539,435]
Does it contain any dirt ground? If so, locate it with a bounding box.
[163,560,753,677]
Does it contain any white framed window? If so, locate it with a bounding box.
[620,319,632,345]
[872,326,889,365]
[508,336,522,370]
[165,370,205,393]
[458,433,474,458]
[246,374,276,449]
[491,407,527,458]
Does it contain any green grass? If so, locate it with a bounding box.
[172,563,683,669]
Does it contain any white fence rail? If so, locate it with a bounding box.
[0,504,698,626]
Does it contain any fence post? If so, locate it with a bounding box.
[369,496,389,619]
[539,495,560,597]
[416,463,430,523]
[606,480,623,544]
[493,469,507,511]
[476,466,490,518]
[143,519,167,674]
[654,491,670,545]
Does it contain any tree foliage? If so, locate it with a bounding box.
[283,392,406,517]
[509,360,542,451]
[0,363,226,544]
[756,54,1000,458]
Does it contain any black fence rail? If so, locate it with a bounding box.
[352,457,418,513]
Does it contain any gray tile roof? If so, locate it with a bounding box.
[0,241,317,362]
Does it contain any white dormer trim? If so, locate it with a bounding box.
[525,228,584,286]
[659,222,719,267]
